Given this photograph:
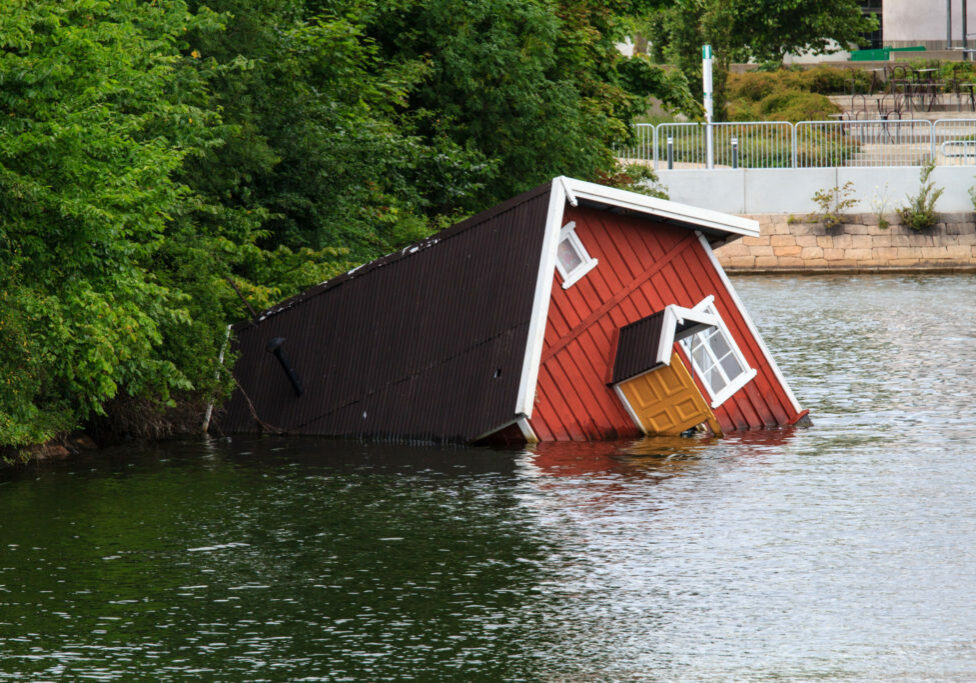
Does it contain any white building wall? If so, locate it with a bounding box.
[657,166,976,215]
[885,0,976,45]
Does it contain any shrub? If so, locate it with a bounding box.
[727,72,781,102]
[601,163,668,199]
[758,91,841,123]
[811,182,857,229]
[726,68,845,123]
[898,162,943,231]
[795,65,872,95]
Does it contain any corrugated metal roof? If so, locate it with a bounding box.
[217,183,553,442]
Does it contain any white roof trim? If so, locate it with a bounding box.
[559,176,579,207]
[559,176,759,238]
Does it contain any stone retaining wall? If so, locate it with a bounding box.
[715,213,976,271]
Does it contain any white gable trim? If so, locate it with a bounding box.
[562,177,759,238]
[695,232,803,414]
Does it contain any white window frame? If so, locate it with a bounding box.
[679,295,756,408]
[554,221,598,289]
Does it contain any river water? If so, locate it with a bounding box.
[1,274,975,681]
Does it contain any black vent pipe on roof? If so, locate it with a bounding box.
[266,337,304,397]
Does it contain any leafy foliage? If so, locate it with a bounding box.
[898,162,943,231]
[811,182,857,229]
[0,1,210,446]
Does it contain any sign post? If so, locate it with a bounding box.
[703,44,714,169]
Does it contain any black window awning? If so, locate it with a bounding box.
[610,305,719,385]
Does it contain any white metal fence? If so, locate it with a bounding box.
[619,119,976,169]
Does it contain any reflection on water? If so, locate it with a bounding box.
[1,274,975,680]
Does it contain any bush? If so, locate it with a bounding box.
[726,67,846,122]
[728,71,781,102]
[757,91,841,123]
[795,65,871,95]
[811,181,857,229]
[898,162,943,231]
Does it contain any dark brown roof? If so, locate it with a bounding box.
[217,182,553,442]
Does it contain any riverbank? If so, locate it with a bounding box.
[715,212,976,272]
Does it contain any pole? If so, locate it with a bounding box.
[964,0,969,58]
[948,0,953,49]
[702,44,714,169]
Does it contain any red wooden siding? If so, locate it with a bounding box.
[528,205,800,441]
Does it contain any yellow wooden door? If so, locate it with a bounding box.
[616,352,722,436]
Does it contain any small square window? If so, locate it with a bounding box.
[555,221,598,289]
[679,297,756,407]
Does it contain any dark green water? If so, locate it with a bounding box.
[2,274,975,680]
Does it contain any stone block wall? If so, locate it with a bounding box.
[715,213,976,271]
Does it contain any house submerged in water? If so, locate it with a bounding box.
[218,177,809,443]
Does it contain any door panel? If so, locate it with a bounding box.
[616,352,721,436]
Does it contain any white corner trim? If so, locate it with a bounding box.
[695,232,803,414]
[560,176,579,207]
[614,384,646,434]
[517,416,539,443]
[561,177,759,238]
[514,179,567,417]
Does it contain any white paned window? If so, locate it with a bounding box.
[679,296,756,407]
[555,221,598,289]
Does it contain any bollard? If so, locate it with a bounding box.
[731,135,739,169]
[667,136,674,170]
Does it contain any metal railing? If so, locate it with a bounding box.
[933,119,976,166]
[795,119,932,167]
[618,119,976,170]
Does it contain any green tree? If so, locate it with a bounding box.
[653,0,875,118]
[0,0,348,449]
[183,0,487,261]
[0,1,215,446]
[353,0,692,208]
[182,0,690,254]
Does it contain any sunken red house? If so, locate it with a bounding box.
[219,177,808,443]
